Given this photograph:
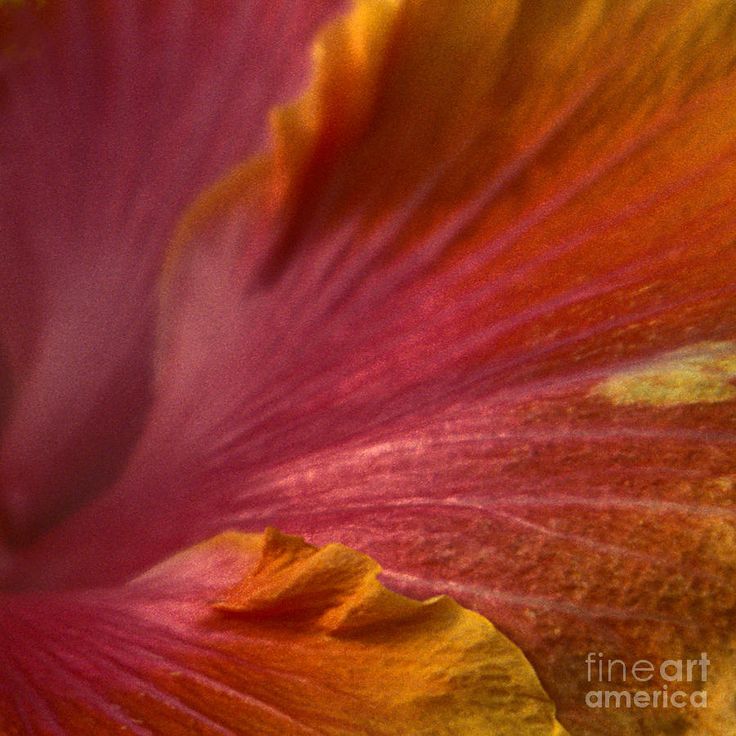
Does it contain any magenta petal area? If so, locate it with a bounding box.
[0,0,348,546]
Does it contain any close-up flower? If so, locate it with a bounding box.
[1,0,735,734]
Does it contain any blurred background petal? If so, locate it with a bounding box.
[0,0,348,544]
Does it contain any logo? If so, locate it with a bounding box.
[584,652,709,709]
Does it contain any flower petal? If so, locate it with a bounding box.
[0,529,565,735]
[269,364,736,734]
[8,2,736,733]
[0,0,348,543]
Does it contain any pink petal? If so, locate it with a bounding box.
[0,0,347,543]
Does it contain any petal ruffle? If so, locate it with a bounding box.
[0,529,565,735]
[0,0,347,543]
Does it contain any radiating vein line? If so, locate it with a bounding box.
[379,570,695,626]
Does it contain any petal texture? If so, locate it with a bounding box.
[6,2,736,734]
[0,529,565,735]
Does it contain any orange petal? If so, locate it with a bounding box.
[0,529,566,735]
[149,0,736,493]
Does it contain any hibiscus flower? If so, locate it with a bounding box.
[1,0,735,734]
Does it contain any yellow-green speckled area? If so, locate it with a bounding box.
[591,341,736,406]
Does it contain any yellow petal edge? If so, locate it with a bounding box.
[166,0,401,267]
[172,528,568,736]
